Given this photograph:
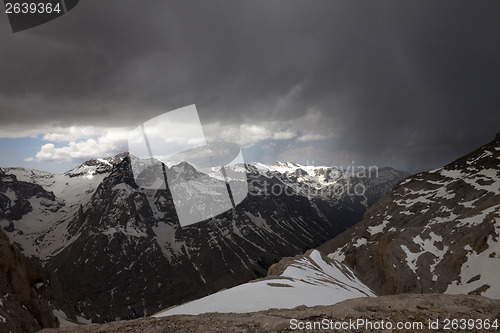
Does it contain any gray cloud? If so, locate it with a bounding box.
[0,0,499,172]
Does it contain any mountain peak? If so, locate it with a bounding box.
[273,161,298,167]
[82,152,129,167]
[65,152,129,178]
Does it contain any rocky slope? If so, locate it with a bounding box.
[39,294,500,333]
[0,228,58,333]
[0,157,406,322]
[319,133,500,298]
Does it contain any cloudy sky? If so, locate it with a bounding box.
[1,0,499,174]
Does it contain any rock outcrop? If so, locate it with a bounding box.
[0,229,58,333]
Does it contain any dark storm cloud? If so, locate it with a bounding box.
[0,0,499,171]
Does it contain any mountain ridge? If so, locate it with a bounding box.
[319,133,500,298]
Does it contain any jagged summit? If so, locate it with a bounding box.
[64,152,129,178]
[167,160,206,180]
[273,161,300,168]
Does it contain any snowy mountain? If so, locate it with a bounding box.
[154,250,374,316]
[0,156,406,322]
[253,162,406,207]
[319,133,500,299]
[0,153,127,259]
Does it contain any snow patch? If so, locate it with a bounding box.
[154,250,374,316]
[446,234,500,299]
[456,204,500,227]
[328,247,346,263]
[401,232,448,281]
[353,238,367,248]
[367,217,391,235]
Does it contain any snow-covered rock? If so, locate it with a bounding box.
[154,250,374,316]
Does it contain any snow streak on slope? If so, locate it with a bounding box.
[153,250,374,316]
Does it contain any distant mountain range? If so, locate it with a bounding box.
[0,156,407,323]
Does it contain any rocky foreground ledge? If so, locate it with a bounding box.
[40,294,500,333]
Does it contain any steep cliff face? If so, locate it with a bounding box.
[319,133,500,298]
[0,229,58,333]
